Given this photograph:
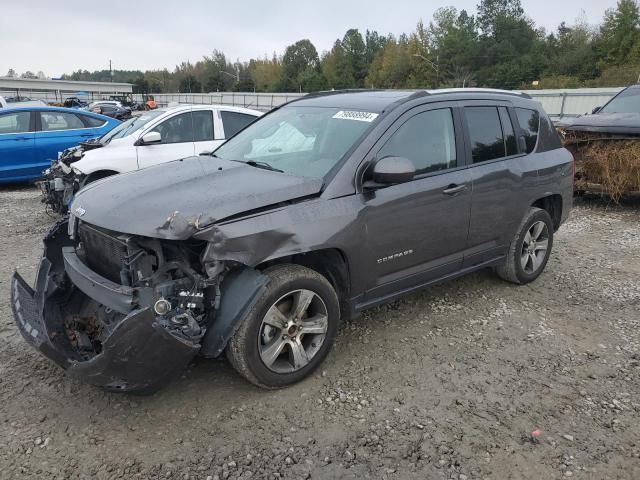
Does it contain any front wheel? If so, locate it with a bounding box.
[226,264,340,388]
[496,207,554,285]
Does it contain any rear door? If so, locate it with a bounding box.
[220,110,258,139]
[461,103,531,267]
[35,110,96,164]
[0,110,36,182]
[136,110,196,169]
[192,109,218,155]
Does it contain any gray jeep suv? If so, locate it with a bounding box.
[11,89,573,392]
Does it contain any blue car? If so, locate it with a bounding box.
[0,106,120,183]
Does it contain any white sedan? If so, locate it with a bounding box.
[70,104,261,178]
[41,104,262,213]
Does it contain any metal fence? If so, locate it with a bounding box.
[132,92,305,111]
[1,87,624,118]
[136,89,622,118]
[523,88,623,120]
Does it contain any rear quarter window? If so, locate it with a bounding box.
[515,108,540,154]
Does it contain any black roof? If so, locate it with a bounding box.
[290,90,416,112]
[288,88,534,112]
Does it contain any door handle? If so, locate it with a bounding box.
[442,184,467,195]
[13,137,30,141]
[79,133,94,137]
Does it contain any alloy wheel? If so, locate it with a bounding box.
[521,220,549,274]
[258,289,329,373]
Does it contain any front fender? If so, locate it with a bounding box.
[72,147,133,175]
[199,268,270,358]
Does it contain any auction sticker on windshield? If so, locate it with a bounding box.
[332,111,379,122]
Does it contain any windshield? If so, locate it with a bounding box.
[99,111,163,144]
[600,88,640,114]
[212,106,378,178]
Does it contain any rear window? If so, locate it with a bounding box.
[465,106,507,163]
[515,108,540,154]
[221,111,257,138]
[40,112,85,131]
[0,111,31,134]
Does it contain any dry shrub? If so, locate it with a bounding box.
[560,130,640,202]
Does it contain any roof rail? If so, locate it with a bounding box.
[425,88,532,99]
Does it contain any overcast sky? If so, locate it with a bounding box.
[1,0,619,77]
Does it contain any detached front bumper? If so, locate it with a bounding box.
[10,220,200,393]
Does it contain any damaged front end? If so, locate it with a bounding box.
[11,216,266,393]
[38,142,102,214]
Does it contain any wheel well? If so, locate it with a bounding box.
[532,194,563,230]
[85,170,118,184]
[257,249,351,317]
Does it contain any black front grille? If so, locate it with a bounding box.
[78,222,128,283]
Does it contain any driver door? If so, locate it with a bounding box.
[137,111,196,169]
[361,103,472,301]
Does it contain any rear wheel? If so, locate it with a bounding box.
[226,264,340,388]
[496,207,554,285]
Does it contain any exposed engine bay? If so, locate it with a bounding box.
[65,218,222,360]
[38,142,101,214]
[10,215,272,393]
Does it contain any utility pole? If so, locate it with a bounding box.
[109,59,113,82]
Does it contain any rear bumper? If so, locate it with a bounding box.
[10,220,200,393]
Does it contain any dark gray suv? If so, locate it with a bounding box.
[11,89,573,392]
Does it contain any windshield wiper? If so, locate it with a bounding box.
[231,159,284,173]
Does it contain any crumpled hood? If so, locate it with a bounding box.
[70,156,323,240]
[557,112,640,135]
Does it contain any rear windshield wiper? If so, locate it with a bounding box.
[231,159,283,173]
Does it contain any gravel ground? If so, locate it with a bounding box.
[0,186,639,480]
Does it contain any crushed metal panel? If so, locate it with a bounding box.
[200,268,270,358]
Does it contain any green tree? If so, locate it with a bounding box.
[429,9,479,87]
[477,0,524,37]
[179,74,201,93]
[342,29,368,86]
[322,40,356,89]
[597,0,640,65]
[545,18,598,81]
[249,54,282,92]
[279,39,321,91]
[365,35,412,88]
[365,30,387,66]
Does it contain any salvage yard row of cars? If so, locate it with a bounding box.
[0,102,260,182]
[7,88,576,393]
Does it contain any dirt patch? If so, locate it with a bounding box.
[1,187,639,480]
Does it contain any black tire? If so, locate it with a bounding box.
[496,207,554,285]
[226,264,340,389]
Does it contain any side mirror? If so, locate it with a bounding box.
[591,106,601,114]
[368,156,416,186]
[138,131,162,145]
